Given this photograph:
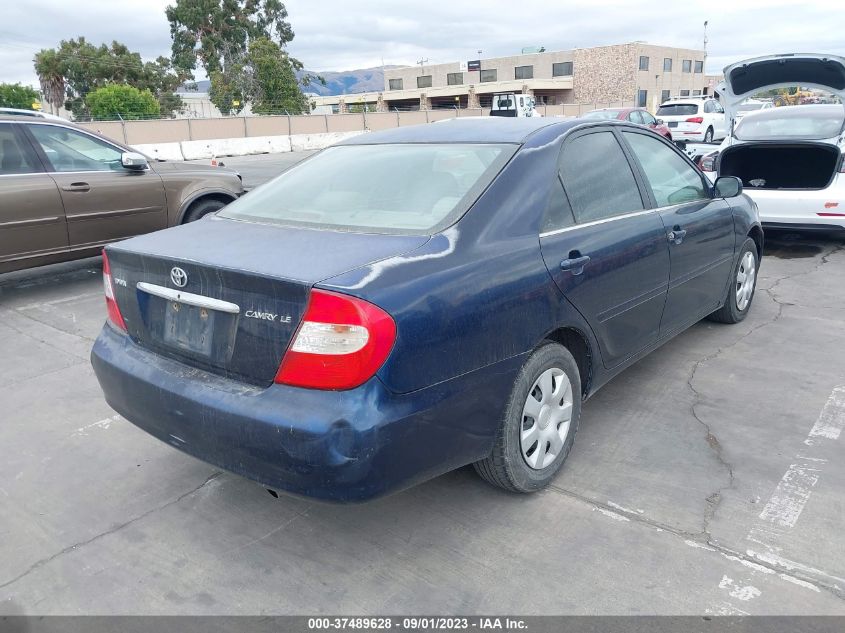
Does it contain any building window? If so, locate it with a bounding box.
[515,65,533,80]
[680,89,690,97]
[694,60,704,73]
[637,89,648,108]
[682,59,692,73]
[639,56,649,71]
[447,72,463,86]
[552,61,573,77]
[661,89,671,104]
[663,58,673,72]
[692,89,702,96]
[480,69,497,82]
[388,78,403,90]
[417,75,432,89]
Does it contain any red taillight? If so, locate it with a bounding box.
[698,151,718,172]
[102,250,127,332]
[686,116,704,124]
[275,289,396,390]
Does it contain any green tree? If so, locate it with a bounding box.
[0,83,40,110]
[166,0,318,114]
[34,38,185,118]
[244,38,308,114]
[85,84,160,120]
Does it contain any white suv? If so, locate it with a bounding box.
[656,97,728,144]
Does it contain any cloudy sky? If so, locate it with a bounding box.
[2,0,844,88]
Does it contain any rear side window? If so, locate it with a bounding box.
[219,143,516,234]
[559,131,644,223]
[622,132,708,207]
[656,103,698,116]
[0,124,40,175]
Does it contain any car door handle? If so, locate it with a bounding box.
[62,182,90,192]
[667,228,687,244]
[560,255,591,275]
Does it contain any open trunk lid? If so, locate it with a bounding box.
[717,53,845,125]
[718,142,841,190]
[106,216,428,386]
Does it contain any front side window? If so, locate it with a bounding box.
[639,56,649,71]
[447,72,463,86]
[28,124,123,172]
[682,60,692,73]
[628,110,645,124]
[480,69,497,82]
[417,75,432,89]
[552,62,573,77]
[219,143,516,234]
[515,65,533,80]
[0,124,40,175]
[663,58,673,72]
[623,131,708,207]
[388,78,403,90]
[559,131,644,223]
[641,111,657,126]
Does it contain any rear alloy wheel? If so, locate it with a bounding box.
[474,343,581,493]
[704,127,714,143]
[708,237,758,324]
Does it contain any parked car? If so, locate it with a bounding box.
[0,115,243,274]
[0,107,67,121]
[699,53,845,233]
[582,107,673,140]
[91,118,761,502]
[734,98,773,123]
[657,97,729,143]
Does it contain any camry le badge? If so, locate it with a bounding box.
[170,267,188,288]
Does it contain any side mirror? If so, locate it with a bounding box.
[121,152,148,171]
[656,118,664,124]
[714,176,742,198]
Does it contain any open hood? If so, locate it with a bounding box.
[716,53,845,123]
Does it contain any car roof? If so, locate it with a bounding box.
[339,117,570,145]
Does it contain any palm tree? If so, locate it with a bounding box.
[34,49,66,115]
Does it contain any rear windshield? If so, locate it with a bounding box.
[219,143,515,234]
[582,110,622,120]
[735,106,845,140]
[656,104,698,116]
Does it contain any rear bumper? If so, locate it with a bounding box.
[91,325,523,502]
[743,183,845,230]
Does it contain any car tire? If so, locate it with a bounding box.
[708,237,759,324]
[474,342,582,493]
[183,197,228,223]
[704,127,714,143]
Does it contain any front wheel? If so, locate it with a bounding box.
[704,127,714,143]
[474,343,582,493]
[708,237,758,324]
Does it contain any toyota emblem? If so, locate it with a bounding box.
[170,266,188,288]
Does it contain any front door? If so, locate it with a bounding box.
[539,128,670,368]
[0,122,68,270]
[24,123,167,249]
[620,129,736,336]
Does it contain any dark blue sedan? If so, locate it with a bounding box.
[91,117,762,501]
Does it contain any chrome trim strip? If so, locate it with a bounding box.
[136,282,240,314]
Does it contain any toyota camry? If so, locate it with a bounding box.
[91,118,762,501]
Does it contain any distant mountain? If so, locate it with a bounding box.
[178,66,400,97]
[300,66,400,96]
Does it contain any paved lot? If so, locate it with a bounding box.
[1,152,845,614]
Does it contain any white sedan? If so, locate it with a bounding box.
[699,53,845,233]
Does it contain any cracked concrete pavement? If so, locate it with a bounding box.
[1,154,844,614]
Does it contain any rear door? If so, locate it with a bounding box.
[620,129,736,336]
[24,123,167,248]
[0,122,68,269]
[539,127,670,368]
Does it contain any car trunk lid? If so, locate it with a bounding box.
[106,216,428,386]
[717,53,845,125]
